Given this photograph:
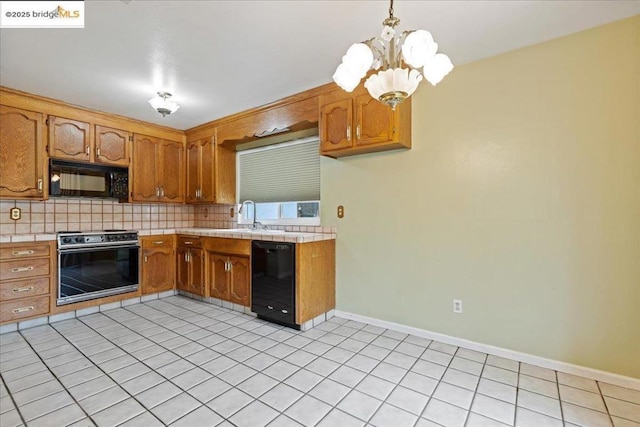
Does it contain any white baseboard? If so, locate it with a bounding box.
[334,310,640,392]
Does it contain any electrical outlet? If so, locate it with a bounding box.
[10,207,21,221]
[453,299,463,314]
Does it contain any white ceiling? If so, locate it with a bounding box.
[1,1,638,130]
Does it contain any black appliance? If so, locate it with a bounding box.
[251,241,297,329]
[57,230,139,305]
[49,159,129,199]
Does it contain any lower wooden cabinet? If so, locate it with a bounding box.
[207,252,250,306]
[0,241,55,324]
[177,246,205,296]
[141,236,175,295]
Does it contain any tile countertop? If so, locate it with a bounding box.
[1,228,336,244]
[172,228,337,243]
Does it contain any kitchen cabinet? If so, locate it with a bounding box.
[49,117,130,167]
[186,136,215,203]
[0,105,47,199]
[0,241,55,324]
[131,134,184,203]
[47,116,92,162]
[95,125,130,166]
[204,237,251,307]
[319,86,411,158]
[186,133,236,205]
[141,235,175,295]
[176,236,204,296]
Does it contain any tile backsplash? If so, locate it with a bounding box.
[193,204,238,229]
[0,199,196,234]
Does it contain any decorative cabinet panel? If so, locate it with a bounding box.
[186,137,215,204]
[0,106,46,199]
[141,236,175,295]
[48,116,92,161]
[206,253,250,307]
[95,125,130,166]
[319,86,411,158]
[0,241,55,324]
[131,134,184,203]
[176,237,204,296]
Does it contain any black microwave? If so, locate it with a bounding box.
[49,159,129,199]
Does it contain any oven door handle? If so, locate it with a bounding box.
[58,245,140,254]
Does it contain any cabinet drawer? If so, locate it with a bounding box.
[0,295,50,323]
[203,237,250,256]
[0,277,50,302]
[0,244,51,260]
[141,235,174,248]
[177,236,202,249]
[0,258,50,281]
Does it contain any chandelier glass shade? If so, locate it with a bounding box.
[333,0,454,109]
[148,92,180,117]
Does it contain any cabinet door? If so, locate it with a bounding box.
[319,98,353,153]
[186,141,200,203]
[214,142,235,205]
[95,126,129,166]
[355,94,396,146]
[141,246,174,294]
[158,140,184,203]
[131,134,158,202]
[229,256,250,307]
[208,253,230,300]
[48,116,92,161]
[0,106,46,199]
[199,137,215,203]
[189,248,205,296]
[176,247,190,292]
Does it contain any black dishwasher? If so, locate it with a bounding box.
[251,241,297,329]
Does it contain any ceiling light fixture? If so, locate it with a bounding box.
[333,0,454,110]
[148,91,180,117]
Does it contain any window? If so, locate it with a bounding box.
[237,137,320,225]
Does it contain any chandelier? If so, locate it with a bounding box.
[333,0,454,110]
[148,91,180,117]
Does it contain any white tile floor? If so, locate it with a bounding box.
[1,296,639,427]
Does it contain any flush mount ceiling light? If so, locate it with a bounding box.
[333,0,454,110]
[148,91,180,117]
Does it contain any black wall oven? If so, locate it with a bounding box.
[57,231,139,305]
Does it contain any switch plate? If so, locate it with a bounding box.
[10,207,21,221]
[453,299,463,314]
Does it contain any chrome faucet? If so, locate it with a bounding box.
[238,200,262,230]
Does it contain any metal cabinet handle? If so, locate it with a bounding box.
[267,305,273,310]
[184,252,189,262]
[356,124,361,139]
[12,306,34,314]
[86,146,90,155]
[152,241,164,245]
[12,286,34,293]
[183,241,193,245]
[346,124,351,141]
[144,256,148,263]
[11,266,34,273]
[160,187,165,197]
[156,187,160,198]
[12,250,34,256]
[37,179,43,193]
[97,147,101,157]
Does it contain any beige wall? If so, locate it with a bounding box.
[321,16,640,378]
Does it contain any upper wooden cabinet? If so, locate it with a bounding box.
[186,137,215,204]
[95,125,130,166]
[319,86,411,158]
[186,134,236,205]
[48,116,131,166]
[0,106,46,199]
[48,116,92,161]
[131,134,184,203]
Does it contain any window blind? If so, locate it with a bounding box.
[238,138,320,203]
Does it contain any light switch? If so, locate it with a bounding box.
[10,207,21,221]
[337,205,344,219]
